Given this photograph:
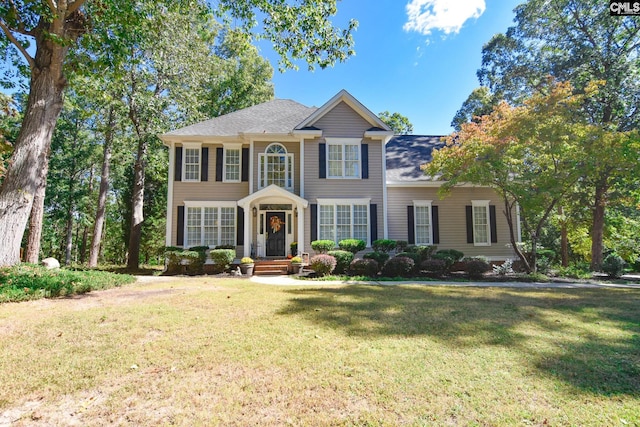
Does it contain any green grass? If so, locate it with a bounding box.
[0,278,638,425]
[0,264,135,302]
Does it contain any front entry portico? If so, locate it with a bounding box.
[237,185,308,258]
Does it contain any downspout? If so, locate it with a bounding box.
[165,141,175,246]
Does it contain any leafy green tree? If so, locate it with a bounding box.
[0,0,357,267]
[469,0,640,269]
[378,111,413,135]
[450,87,496,131]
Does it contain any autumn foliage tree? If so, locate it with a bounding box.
[427,82,607,273]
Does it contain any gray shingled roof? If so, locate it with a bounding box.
[386,135,446,182]
[164,99,318,137]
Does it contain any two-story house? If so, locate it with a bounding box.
[160,90,519,261]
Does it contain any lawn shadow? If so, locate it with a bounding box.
[277,285,640,396]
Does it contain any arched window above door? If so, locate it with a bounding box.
[259,143,294,190]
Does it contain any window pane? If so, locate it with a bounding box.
[184,148,200,181]
[473,206,488,244]
[186,207,201,246]
[319,205,334,241]
[353,205,368,242]
[203,207,218,246]
[220,207,236,246]
[225,149,240,181]
[336,205,351,242]
[415,206,431,245]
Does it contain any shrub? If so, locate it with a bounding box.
[464,258,490,279]
[209,249,236,273]
[363,252,389,270]
[420,259,448,276]
[408,245,438,261]
[395,240,408,253]
[382,256,415,278]
[493,259,514,275]
[349,258,379,277]
[338,239,366,254]
[240,257,254,264]
[432,249,463,271]
[164,250,202,275]
[290,242,298,256]
[537,249,557,263]
[311,240,336,254]
[291,256,303,264]
[372,239,397,253]
[602,253,626,278]
[396,252,421,264]
[327,250,354,274]
[309,254,337,277]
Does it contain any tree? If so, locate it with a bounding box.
[450,87,496,131]
[378,111,413,135]
[0,0,357,267]
[428,82,601,273]
[469,0,640,270]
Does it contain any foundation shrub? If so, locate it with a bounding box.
[309,254,337,277]
[382,256,415,278]
[348,259,379,277]
[327,250,354,274]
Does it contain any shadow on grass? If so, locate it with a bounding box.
[278,285,640,396]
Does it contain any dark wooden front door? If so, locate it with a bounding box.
[266,212,286,257]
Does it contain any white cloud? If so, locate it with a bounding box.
[403,0,486,36]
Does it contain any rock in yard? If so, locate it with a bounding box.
[41,257,61,269]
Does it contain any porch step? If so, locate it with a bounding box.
[253,260,290,276]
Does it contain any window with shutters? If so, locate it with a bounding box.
[326,138,361,178]
[317,199,369,244]
[259,143,294,190]
[182,143,201,181]
[184,202,236,247]
[224,148,241,182]
[472,200,490,246]
[413,200,432,245]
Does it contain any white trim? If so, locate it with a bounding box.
[300,137,305,198]
[258,143,294,190]
[184,200,238,208]
[325,138,362,179]
[238,184,308,209]
[183,204,237,248]
[382,136,390,239]
[413,200,433,246]
[166,141,175,246]
[249,140,254,194]
[386,181,484,188]
[471,200,491,247]
[222,147,241,183]
[317,198,371,205]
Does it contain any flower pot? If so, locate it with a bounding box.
[291,263,302,274]
[240,264,254,275]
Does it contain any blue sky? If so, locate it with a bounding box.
[260,0,522,135]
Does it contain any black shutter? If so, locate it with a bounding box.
[490,205,498,243]
[310,204,318,242]
[177,206,185,246]
[241,147,249,182]
[201,147,208,181]
[319,143,326,179]
[175,147,182,182]
[432,206,440,244]
[407,206,415,244]
[370,204,378,242]
[361,144,369,179]
[236,207,244,246]
[215,147,223,182]
[466,206,474,244]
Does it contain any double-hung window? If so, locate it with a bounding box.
[326,138,360,178]
[184,202,236,247]
[317,199,369,245]
[224,148,241,182]
[183,143,201,181]
[413,200,433,245]
[472,200,490,246]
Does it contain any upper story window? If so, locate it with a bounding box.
[259,143,294,190]
[224,148,241,182]
[183,143,201,181]
[472,200,490,246]
[327,138,360,179]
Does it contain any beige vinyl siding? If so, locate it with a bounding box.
[313,101,374,138]
[252,140,301,195]
[170,143,248,254]
[387,186,517,260]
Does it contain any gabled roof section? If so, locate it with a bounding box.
[162,99,318,139]
[386,135,446,183]
[237,184,308,208]
[295,89,392,132]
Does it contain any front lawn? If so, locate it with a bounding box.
[0,278,638,425]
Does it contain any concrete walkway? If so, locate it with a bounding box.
[250,275,640,289]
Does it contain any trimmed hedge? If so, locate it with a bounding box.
[420,259,448,276]
[382,256,415,278]
[372,239,397,253]
[363,252,389,271]
[209,249,236,274]
[327,250,354,274]
[349,259,379,277]
[338,239,366,254]
[464,258,490,279]
[311,240,336,254]
[309,254,337,277]
[602,253,626,278]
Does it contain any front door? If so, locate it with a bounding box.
[266,212,286,257]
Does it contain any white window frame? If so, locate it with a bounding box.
[413,200,433,246]
[326,138,361,179]
[223,143,242,183]
[317,198,370,246]
[471,200,491,247]
[258,143,294,190]
[183,201,237,248]
[182,142,201,182]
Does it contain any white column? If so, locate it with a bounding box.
[244,205,251,257]
[297,203,305,255]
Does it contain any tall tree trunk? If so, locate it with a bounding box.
[127,136,148,270]
[558,205,568,267]
[590,178,609,271]
[25,149,50,264]
[89,108,115,267]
